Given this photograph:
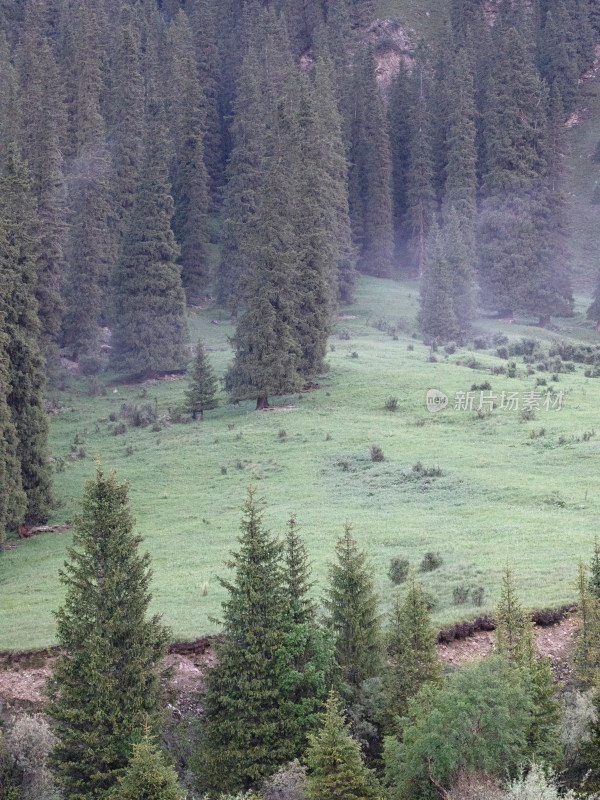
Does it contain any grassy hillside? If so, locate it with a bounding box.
[2,276,600,650]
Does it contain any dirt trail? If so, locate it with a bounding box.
[0,618,579,711]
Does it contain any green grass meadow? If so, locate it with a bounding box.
[2,276,600,650]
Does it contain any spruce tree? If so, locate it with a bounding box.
[306,689,379,800]
[590,537,600,600]
[169,31,210,303]
[494,564,562,766]
[587,269,600,329]
[0,317,26,545]
[194,488,294,793]
[0,144,52,524]
[188,0,223,194]
[313,57,357,304]
[62,3,113,359]
[405,48,436,279]
[388,61,412,263]
[278,515,337,755]
[324,522,382,689]
[381,572,440,733]
[418,222,459,343]
[575,558,600,682]
[284,515,317,627]
[184,343,218,420]
[224,14,303,408]
[348,47,394,278]
[47,467,170,800]
[111,101,188,377]
[109,7,145,254]
[494,564,535,666]
[112,731,185,800]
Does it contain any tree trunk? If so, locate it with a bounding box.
[539,314,551,327]
[596,320,600,332]
[256,396,270,410]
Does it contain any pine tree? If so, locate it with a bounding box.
[62,3,113,358]
[194,488,294,793]
[0,144,52,525]
[188,0,223,194]
[0,315,26,546]
[494,564,561,766]
[494,564,535,666]
[444,208,475,333]
[184,343,218,420]
[313,57,357,304]
[405,47,436,279]
[224,14,303,409]
[477,23,570,319]
[590,537,600,600]
[112,730,185,800]
[381,572,440,733]
[324,522,382,689]
[284,515,317,627]
[109,7,145,254]
[16,18,67,366]
[111,101,188,377]
[575,558,600,682]
[348,47,394,278]
[418,222,459,343]
[167,14,210,302]
[278,516,337,756]
[47,467,170,800]
[587,269,600,329]
[306,689,379,800]
[388,61,412,264]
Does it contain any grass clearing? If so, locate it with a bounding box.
[2,276,600,649]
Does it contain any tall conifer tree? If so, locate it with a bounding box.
[194,489,294,793]
[111,101,188,377]
[324,522,382,689]
[48,467,170,800]
[348,47,394,278]
[0,145,52,524]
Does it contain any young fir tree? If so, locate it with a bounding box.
[575,558,600,682]
[47,467,170,800]
[277,515,337,754]
[0,144,52,525]
[494,564,562,766]
[381,572,441,733]
[590,536,600,599]
[306,689,379,800]
[324,522,382,690]
[112,730,185,800]
[111,101,188,377]
[194,489,294,793]
[184,343,218,420]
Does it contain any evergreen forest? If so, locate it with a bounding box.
[3,0,600,797]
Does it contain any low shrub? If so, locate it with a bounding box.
[420,551,443,572]
[385,396,399,412]
[389,557,410,585]
[371,445,384,462]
